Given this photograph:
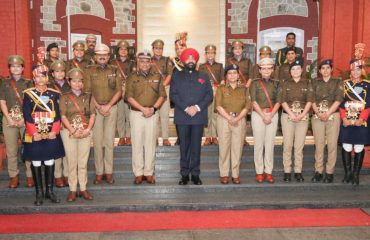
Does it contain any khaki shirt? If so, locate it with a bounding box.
[48,79,71,94]
[66,58,90,73]
[312,77,343,106]
[83,64,123,105]
[250,78,281,108]
[59,91,96,125]
[275,63,291,83]
[281,78,313,108]
[0,77,32,109]
[227,57,252,82]
[151,56,173,81]
[84,49,96,64]
[125,69,167,107]
[215,84,250,113]
[198,62,224,85]
[109,57,136,82]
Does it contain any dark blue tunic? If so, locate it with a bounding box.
[22,88,65,161]
[339,79,370,145]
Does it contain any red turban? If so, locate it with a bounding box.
[180,48,199,63]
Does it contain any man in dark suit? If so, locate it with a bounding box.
[170,48,213,185]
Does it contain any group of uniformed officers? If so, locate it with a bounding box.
[1,32,369,206]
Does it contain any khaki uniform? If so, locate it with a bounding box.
[65,58,90,73]
[198,62,224,139]
[84,64,122,175]
[0,77,32,178]
[110,58,136,139]
[311,77,343,174]
[250,78,281,174]
[125,70,166,176]
[275,46,304,66]
[60,91,95,191]
[215,84,250,178]
[281,78,313,173]
[227,57,252,85]
[48,79,71,179]
[151,56,173,140]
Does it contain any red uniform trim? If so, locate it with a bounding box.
[26,122,37,136]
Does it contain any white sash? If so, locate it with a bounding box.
[346,81,365,103]
[29,90,52,113]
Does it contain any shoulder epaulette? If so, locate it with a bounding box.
[47,87,61,93]
[23,87,35,93]
[362,79,370,84]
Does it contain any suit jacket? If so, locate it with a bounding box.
[170,69,213,125]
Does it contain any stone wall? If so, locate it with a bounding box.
[260,0,308,19]
[68,0,106,19]
[40,0,60,31]
[227,0,252,34]
[112,0,136,34]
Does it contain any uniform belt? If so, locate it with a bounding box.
[229,112,239,117]
[255,108,272,113]
[130,107,141,112]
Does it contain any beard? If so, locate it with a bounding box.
[185,62,196,70]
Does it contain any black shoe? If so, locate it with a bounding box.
[311,172,323,182]
[323,174,334,183]
[44,164,60,203]
[294,173,304,182]
[191,175,203,185]
[179,175,189,185]
[283,173,291,182]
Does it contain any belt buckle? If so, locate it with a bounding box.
[230,112,237,117]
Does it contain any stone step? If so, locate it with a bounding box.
[1,175,369,214]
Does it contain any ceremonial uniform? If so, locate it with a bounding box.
[311,75,343,177]
[126,52,166,182]
[215,80,249,182]
[198,59,224,144]
[281,76,313,177]
[60,68,95,201]
[250,76,281,180]
[83,44,122,183]
[339,79,370,144]
[0,55,33,188]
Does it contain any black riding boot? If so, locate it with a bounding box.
[31,164,43,206]
[352,150,365,185]
[44,164,60,203]
[341,148,352,183]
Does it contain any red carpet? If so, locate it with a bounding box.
[0,208,369,234]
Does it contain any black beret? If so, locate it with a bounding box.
[289,58,304,70]
[318,59,333,69]
[224,64,239,76]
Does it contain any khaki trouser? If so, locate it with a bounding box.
[130,110,159,176]
[281,113,309,173]
[54,157,68,178]
[312,112,340,174]
[204,99,218,138]
[3,117,32,178]
[217,115,246,178]
[61,129,92,191]
[93,104,117,175]
[116,99,131,138]
[159,86,170,139]
[251,112,278,174]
